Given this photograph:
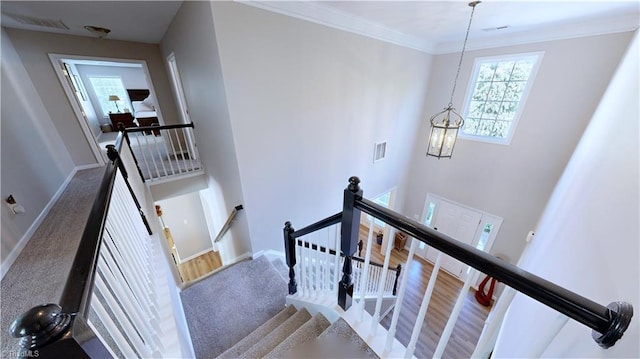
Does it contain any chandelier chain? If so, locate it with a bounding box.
[449,2,479,105]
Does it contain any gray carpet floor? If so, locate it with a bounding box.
[1,167,105,354]
[180,256,288,358]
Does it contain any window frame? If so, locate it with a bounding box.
[459,51,544,145]
[88,75,130,118]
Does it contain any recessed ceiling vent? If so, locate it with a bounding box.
[5,13,69,30]
[482,25,510,32]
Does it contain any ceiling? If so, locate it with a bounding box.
[1,1,638,53]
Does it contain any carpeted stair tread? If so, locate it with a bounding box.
[180,256,287,358]
[315,318,380,358]
[264,313,331,359]
[239,308,312,359]
[216,305,297,359]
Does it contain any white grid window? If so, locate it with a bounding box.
[89,76,129,117]
[460,52,543,144]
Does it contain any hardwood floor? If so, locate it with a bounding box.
[163,227,222,283]
[178,250,223,283]
[358,226,491,358]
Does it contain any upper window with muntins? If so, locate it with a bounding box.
[460,52,543,144]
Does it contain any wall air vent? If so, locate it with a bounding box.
[373,141,387,162]
[5,13,69,30]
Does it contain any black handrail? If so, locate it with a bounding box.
[295,238,400,272]
[122,122,195,133]
[290,212,342,238]
[9,133,153,356]
[350,181,632,349]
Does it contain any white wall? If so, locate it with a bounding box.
[402,32,633,266]
[211,2,433,254]
[160,1,252,263]
[1,29,75,272]
[494,30,639,358]
[75,64,148,125]
[5,28,181,166]
[156,192,213,261]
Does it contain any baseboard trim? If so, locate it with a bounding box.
[75,163,101,171]
[1,167,78,279]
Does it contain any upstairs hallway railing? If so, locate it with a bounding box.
[283,176,634,357]
[9,133,179,358]
[118,122,203,182]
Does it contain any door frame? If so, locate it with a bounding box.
[48,53,164,165]
[418,193,503,281]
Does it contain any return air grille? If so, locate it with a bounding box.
[5,13,69,30]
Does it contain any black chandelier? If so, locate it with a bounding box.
[426,1,480,159]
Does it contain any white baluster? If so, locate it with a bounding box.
[314,233,321,298]
[405,252,443,358]
[91,294,138,358]
[334,224,342,297]
[471,287,517,358]
[150,130,168,177]
[166,129,183,174]
[324,228,330,293]
[174,128,188,172]
[93,271,153,357]
[295,241,303,297]
[141,130,161,179]
[182,127,196,171]
[371,227,396,334]
[433,266,479,358]
[358,221,375,320]
[133,133,151,180]
[385,238,418,351]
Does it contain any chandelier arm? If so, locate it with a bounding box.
[449,1,480,104]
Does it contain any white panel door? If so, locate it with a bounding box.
[425,200,482,278]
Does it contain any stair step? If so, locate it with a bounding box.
[315,318,380,358]
[264,313,331,359]
[239,307,312,359]
[216,305,296,359]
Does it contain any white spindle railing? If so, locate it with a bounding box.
[126,126,202,181]
[87,171,166,357]
[292,223,399,302]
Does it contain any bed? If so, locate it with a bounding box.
[127,89,159,134]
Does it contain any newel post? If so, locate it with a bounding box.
[283,221,297,295]
[338,176,363,310]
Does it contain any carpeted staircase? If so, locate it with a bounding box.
[180,255,379,358]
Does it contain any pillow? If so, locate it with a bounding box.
[132,101,154,112]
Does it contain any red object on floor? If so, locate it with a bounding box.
[475,274,497,306]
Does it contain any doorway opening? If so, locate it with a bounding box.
[49,54,164,165]
[418,193,503,283]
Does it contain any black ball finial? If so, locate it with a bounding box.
[106,144,118,162]
[348,176,361,192]
[10,303,71,349]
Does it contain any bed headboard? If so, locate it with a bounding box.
[127,89,150,102]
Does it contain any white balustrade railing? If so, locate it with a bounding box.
[292,222,399,303]
[125,125,202,181]
[87,171,167,358]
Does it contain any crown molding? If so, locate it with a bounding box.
[238,1,639,56]
[434,12,640,54]
[237,0,436,53]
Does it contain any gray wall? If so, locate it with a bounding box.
[402,32,634,265]
[1,29,75,271]
[160,1,252,263]
[211,2,433,254]
[5,28,181,166]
